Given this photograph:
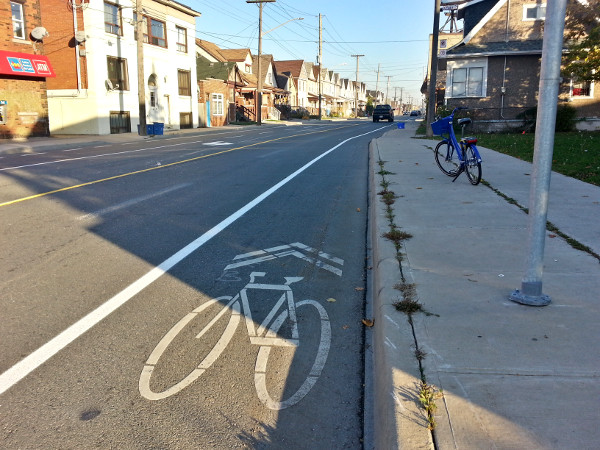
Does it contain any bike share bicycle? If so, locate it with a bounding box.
[431,107,483,185]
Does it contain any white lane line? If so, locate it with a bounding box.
[62,148,83,152]
[0,139,207,172]
[78,183,191,221]
[0,126,383,396]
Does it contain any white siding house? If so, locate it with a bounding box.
[48,0,200,135]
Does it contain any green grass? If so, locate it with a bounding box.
[478,131,600,186]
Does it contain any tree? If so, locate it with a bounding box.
[563,0,600,82]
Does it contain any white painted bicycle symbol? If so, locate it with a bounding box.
[139,272,331,410]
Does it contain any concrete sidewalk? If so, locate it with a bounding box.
[368,121,600,449]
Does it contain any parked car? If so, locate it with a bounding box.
[410,110,421,116]
[373,104,394,122]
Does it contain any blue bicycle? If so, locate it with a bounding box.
[431,107,482,185]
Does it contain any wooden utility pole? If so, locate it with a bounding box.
[318,13,322,120]
[247,0,276,125]
[374,63,380,106]
[136,0,146,135]
[426,0,441,137]
[351,54,364,118]
[385,75,392,104]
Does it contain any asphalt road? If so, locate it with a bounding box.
[0,121,392,449]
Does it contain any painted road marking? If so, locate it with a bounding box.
[0,124,366,208]
[225,242,344,276]
[0,126,383,395]
[202,141,232,146]
[78,183,191,221]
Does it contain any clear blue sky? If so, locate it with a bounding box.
[188,0,441,108]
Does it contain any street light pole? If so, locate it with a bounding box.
[247,0,275,125]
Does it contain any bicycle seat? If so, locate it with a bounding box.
[458,117,472,126]
[461,136,478,144]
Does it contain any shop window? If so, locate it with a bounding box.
[178,70,191,96]
[107,56,129,91]
[11,2,25,39]
[104,2,122,35]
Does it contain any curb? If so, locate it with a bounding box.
[367,136,434,449]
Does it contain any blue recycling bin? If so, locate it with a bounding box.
[397,122,405,129]
[138,124,154,135]
[153,122,164,135]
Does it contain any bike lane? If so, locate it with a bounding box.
[0,122,392,448]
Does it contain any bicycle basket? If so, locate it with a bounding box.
[430,116,452,136]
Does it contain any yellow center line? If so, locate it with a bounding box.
[0,124,360,208]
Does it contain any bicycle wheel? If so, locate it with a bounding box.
[463,145,482,185]
[139,296,240,400]
[254,299,331,410]
[434,140,460,176]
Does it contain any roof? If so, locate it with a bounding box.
[252,54,274,86]
[445,39,544,57]
[272,60,305,78]
[154,0,201,17]
[195,39,228,62]
[220,49,252,62]
[196,55,237,81]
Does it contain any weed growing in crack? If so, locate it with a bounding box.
[414,348,427,362]
[419,381,442,430]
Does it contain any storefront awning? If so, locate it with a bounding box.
[0,50,55,78]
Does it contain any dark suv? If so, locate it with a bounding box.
[373,104,394,122]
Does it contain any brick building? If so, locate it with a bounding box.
[0,0,57,138]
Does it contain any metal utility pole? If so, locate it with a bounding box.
[509,0,568,307]
[136,0,146,135]
[426,0,441,137]
[247,0,276,125]
[374,63,380,106]
[351,54,364,118]
[318,13,322,120]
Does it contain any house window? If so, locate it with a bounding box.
[176,26,187,53]
[178,70,191,96]
[570,79,593,98]
[523,4,546,21]
[448,59,487,98]
[11,2,25,39]
[107,56,129,91]
[212,94,224,116]
[104,2,122,35]
[133,14,167,48]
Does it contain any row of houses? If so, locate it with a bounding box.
[196,39,369,126]
[0,0,370,138]
[424,0,600,131]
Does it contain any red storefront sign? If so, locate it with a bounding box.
[0,50,56,78]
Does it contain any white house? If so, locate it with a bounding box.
[47,0,200,135]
